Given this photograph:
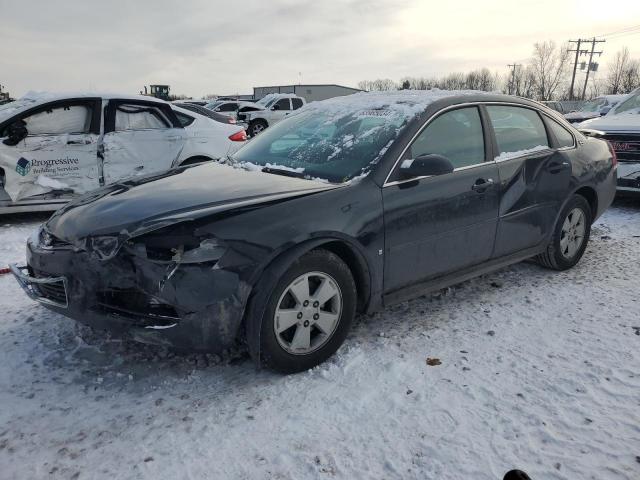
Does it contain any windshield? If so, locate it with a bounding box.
[580,98,606,112]
[205,100,222,110]
[612,90,640,115]
[231,108,408,183]
[0,99,35,122]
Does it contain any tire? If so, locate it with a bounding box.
[252,249,357,374]
[536,194,592,270]
[249,120,268,137]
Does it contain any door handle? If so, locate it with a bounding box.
[471,178,494,193]
[546,161,570,174]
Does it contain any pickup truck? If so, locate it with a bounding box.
[578,87,640,195]
[238,93,306,136]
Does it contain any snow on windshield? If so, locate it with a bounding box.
[612,90,640,115]
[233,89,487,183]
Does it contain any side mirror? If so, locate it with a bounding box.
[400,154,454,178]
[2,121,28,146]
[271,104,280,111]
[600,106,611,115]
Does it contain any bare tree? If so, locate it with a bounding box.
[605,47,631,94]
[357,79,397,91]
[621,59,640,93]
[530,41,570,100]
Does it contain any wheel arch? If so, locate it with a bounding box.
[176,155,213,167]
[243,236,373,366]
[573,185,598,223]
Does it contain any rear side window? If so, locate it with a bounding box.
[217,102,238,112]
[547,120,575,148]
[292,98,304,110]
[23,104,91,136]
[115,104,170,131]
[409,106,485,169]
[487,106,549,156]
[174,111,195,127]
[274,99,291,111]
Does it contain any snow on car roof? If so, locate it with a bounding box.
[296,89,491,121]
[0,91,171,123]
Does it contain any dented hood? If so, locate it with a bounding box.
[46,162,339,243]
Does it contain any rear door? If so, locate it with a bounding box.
[487,104,572,257]
[382,106,500,293]
[0,98,101,202]
[102,100,186,184]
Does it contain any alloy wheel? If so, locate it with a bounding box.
[251,123,266,136]
[560,207,586,259]
[273,271,343,355]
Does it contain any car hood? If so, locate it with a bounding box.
[564,111,600,121]
[577,112,640,132]
[46,162,340,244]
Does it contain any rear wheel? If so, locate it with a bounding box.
[253,249,356,373]
[249,120,268,137]
[536,194,592,270]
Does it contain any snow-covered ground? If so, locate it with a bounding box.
[1,201,639,480]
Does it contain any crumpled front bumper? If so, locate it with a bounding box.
[13,237,251,352]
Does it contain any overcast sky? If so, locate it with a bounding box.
[1,0,640,98]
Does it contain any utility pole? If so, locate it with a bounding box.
[568,39,582,100]
[581,37,605,100]
[507,64,522,95]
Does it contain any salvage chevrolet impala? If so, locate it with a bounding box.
[12,91,617,373]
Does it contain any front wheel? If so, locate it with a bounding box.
[254,249,357,373]
[536,194,592,270]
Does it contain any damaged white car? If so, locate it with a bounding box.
[0,93,247,213]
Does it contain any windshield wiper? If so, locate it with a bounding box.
[261,166,307,179]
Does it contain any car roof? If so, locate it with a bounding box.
[0,91,172,123]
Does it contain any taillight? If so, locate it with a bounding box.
[228,130,247,142]
[606,140,617,168]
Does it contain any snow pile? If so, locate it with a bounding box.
[1,204,639,479]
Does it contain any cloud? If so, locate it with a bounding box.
[2,0,640,97]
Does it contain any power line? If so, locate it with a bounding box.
[597,24,640,38]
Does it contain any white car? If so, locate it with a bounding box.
[0,92,246,213]
[239,94,306,136]
[204,99,260,118]
[578,87,640,195]
[564,94,627,124]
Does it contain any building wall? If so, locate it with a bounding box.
[253,85,360,102]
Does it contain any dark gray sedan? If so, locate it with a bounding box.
[12,91,617,373]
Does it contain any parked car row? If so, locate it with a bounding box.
[205,93,307,136]
[0,93,247,213]
[11,90,617,372]
[564,94,628,124]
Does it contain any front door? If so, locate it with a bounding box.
[0,99,100,202]
[382,106,500,293]
[102,100,186,184]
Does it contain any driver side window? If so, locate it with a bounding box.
[22,104,92,136]
[409,107,485,169]
[274,99,291,110]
